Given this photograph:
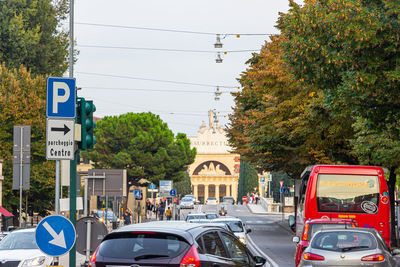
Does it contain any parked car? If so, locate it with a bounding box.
[205,197,218,205]
[222,196,235,205]
[212,217,251,245]
[180,197,195,209]
[184,194,200,205]
[205,212,218,219]
[292,218,358,266]
[89,221,266,266]
[0,228,54,266]
[92,209,120,223]
[0,232,9,241]
[299,228,400,267]
[185,213,207,221]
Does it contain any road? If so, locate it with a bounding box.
[180,203,296,267]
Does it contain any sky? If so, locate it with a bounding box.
[73,0,299,136]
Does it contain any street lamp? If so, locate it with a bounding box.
[216,52,223,63]
[214,86,221,101]
[214,34,223,48]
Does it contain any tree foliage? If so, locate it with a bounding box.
[0,64,55,218]
[237,161,259,203]
[0,0,69,76]
[174,171,192,197]
[83,112,196,186]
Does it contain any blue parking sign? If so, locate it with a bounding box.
[46,77,76,118]
[134,190,142,199]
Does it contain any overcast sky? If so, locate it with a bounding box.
[73,0,300,136]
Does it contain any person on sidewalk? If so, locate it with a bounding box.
[166,207,172,220]
[123,208,132,225]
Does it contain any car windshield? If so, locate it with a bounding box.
[181,198,192,202]
[218,220,243,233]
[187,215,206,220]
[206,213,218,219]
[0,231,38,250]
[307,223,355,241]
[311,231,377,252]
[222,197,234,204]
[98,232,190,259]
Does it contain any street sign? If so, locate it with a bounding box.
[46,77,76,118]
[134,190,142,199]
[170,189,176,196]
[260,176,265,183]
[75,216,107,256]
[46,119,75,160]
[159,180,172,192]
[12,125,31,190]
[280,181,284,188]
[149,183,156,190]
[267,174,272,182]
[35,215,76,257]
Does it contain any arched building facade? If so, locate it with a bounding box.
[188,111,240,204]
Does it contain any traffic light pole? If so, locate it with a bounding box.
[69,149,78,267]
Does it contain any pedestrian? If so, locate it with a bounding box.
[153,203,158,220]
[159,205,165,220]
[123,208,132,225]
[255,193,259,204]
[166,207,172,220]
[146,199,152,217]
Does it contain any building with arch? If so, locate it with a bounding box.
[188,110,240,203]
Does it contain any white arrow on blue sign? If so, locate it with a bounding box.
[35,215,76,257]
[134,190,142,198]
[46,77,76,118]
[149,183,156,190]
[170,189,176,196]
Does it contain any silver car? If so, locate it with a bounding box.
[299,228,400,266]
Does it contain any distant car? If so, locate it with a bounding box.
[180,197,195,209]
[222,196,235,205]
[92,209,120,223]
[0,228,54,266]
[186,213,207,221]
[205,212,218,219]
[187,219,212,223]
[89,221,266,267]
[299,228,400,267]
[206,197,218,205]
[184,194,200,205]
[212,217,251,245]
[0,232,9,241]
[292,218,358,266]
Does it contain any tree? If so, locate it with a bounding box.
[174,171,192,197]
[237,161,259,203]
[227,35,356,179]
[82,112,196,187]
[0,0,70,76]
[0,64,55,220]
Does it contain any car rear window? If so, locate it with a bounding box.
[307,223,355,240]
[311,231,377,252]
[98,232,190,259]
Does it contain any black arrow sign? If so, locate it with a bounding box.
[51,124,70,135]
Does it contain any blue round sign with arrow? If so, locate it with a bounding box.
[35,215,76,257]
[170,189,176,196]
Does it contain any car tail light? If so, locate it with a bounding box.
[180,245,200,267]
[206,201,208,203]
[88,246,99,267]
[303,252,324,261]
[361,254,385,262]
[302,224,309,241]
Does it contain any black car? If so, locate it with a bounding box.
[89,221,266,267]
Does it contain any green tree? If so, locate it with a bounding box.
[0,0,69,76]
[83,112,196,188]
[237,161,259,203]
[0,64,55,220]
[174,171,192,197]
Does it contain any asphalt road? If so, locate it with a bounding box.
[181,204,296,267]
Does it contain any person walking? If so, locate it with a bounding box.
[166,207,172,220]
[123,208,132,225]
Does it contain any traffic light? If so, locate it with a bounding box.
[77,97,96,150]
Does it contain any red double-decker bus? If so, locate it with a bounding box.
[295,165,390,246]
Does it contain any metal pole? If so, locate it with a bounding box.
[69,0,74,78]
[268,181,271,198]
[85,220,91,262]
[55,160,60,214]
[19,127,23,227]
[84,177,88,217]
[69,150,77,267]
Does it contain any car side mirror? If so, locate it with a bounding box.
[392,248,400,256]
[246,228,252,234]
[253,256,266,266]
[288,215,296,232]
[292,236,300,243]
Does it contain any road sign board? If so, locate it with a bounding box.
[134,190,142,199]
[35,215,76,257]
[170,189,176,196]
[150,183,156,190]
[46,77,76,118]
[267,174,272,182]
[12,125,31,190]
[46,119,75,160]
[160,180,172,192]
[75,216,107,256]
[260,176,265,183]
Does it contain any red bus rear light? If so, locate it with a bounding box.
[303,252,324,261]
[361,254,385,262]
[180,245,200,267]
[89,246,99,267]
[379,222,384,228]
[302,224,309,241]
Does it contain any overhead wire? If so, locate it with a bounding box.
[76,22,273,36]
[82,86,235,94]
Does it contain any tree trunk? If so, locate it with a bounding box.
[388,167,397,247]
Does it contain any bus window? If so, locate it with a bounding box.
[317,174,379,213]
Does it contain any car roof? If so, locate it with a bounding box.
[212,217,241,222]
[187,213,206,216]
[306,218,356,224]
[313,227,378,235]
[10,227,36,233]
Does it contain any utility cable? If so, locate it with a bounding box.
[82,86,235,94]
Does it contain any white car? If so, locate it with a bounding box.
[212,217,251,245]
[0,228,54,266]
[179,197,194,209]
[205,197,218,205]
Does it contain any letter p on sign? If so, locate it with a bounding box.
[46,77,76,118]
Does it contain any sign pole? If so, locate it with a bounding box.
[19,127,23,227]
[69,149,77,266]
[55,160,60,214]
